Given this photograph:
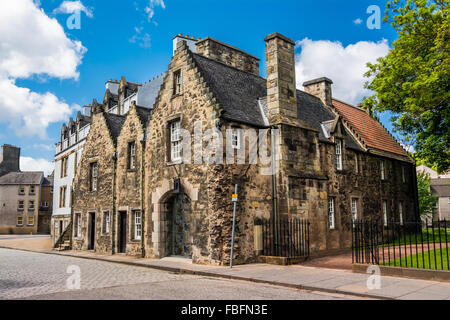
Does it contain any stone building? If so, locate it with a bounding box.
[0,145,53,234]
[70,33,419,265]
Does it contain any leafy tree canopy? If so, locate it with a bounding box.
[364,0,450,173]
[417,171,438,217]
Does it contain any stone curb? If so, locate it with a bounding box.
[0,245,391,300]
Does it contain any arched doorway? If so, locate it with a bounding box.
[166,192,193,257]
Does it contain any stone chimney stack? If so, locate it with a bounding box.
[0,144,20,174]
[303,77,333,106]
[264,33,298,122]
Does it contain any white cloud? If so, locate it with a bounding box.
[0,0,86,138]
[20,156,54,176]
[129,27,151,48]
[53,0,93,18]
[145,0,165,22]
[353,18,363,25]
[295,38,390,105]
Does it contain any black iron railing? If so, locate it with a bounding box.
[261,217,310,258]
[352,219,449,271]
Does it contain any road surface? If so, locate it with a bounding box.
[0,248,365,300]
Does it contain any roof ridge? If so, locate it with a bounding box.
[192,53,266,81]
[332,98,366,112]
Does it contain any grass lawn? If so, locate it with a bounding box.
[381,228,450,247]
[381,248,449,270]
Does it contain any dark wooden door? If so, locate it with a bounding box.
[88,213,95,250]
[119,212,127,253]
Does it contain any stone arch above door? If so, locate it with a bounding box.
[151,178,198,258]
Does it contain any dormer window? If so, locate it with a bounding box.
[335,139,343,171]
[173,70,182,95]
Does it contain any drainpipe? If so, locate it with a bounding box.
[69,186,74,249]
[271,125,278,245]
[112,149,117,254]
[140,133,146,258]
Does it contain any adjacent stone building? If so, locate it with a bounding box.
[70,33,419,265]
[0,145,53,234]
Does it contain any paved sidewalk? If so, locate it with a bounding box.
[2,246,446,300]
[0,235,52,251]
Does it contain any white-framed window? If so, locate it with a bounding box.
[41,201,49,208]
[174,70,182,95]
[76,213,81,238]
[29,185,35,194]
[134,211,142,240]
[18,200,24,211]
[59,186,66,208]
[90,162,98,191]
[128,141,136,169]
[399,201,404,225]
[354,154,359,174]
[17,216,23,226]
[382,200,388,226]
[335,140,343,171]
[447,197,450,204]
[27,216,35,226]
[231,128,240,150]
[380,160,386,180]
[103,211,110,234]
[352,198,358,227]
[18,185,25,195]
[328,198,335,229]
[28,200,35,211]
[170,120,181,162]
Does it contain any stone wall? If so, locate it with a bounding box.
[115,105,146,257]
[196,37,260,76]
[72,112,116,252]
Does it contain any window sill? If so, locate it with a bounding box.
[171,93,183,100]
[167,160,183,166]
[127,169,137,173]
[17,209,24,212]
[130,239,141,243]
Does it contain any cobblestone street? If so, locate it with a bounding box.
[0,249,361,300]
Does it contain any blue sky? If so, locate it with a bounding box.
[0,0,400,174]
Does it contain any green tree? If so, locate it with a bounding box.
[417,171,438,218]
[363,0,450,173]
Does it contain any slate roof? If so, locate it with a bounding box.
[192,53,267,127]
[137,73,165,109]
[193,53,363,151]
[332,99,409,157]
[431,179,450,197]
[0,172,43,185]
[76,111,91,127]
[104,113,126,144]
[136,106,151,128]
[42,176,53,186]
